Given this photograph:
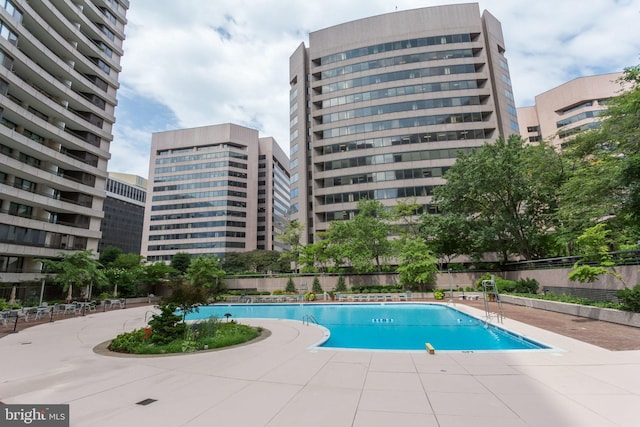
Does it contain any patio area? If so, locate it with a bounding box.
[0,303,638,426]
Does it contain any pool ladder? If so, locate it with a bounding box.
[302,314,318,325]
[481,276,504,324]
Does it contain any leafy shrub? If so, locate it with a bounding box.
[495,278,517,293]
[474,274,536,294]
[474,273,493,289]
[195,316,221,338]
[109,328,146,353]
[335,275,347,292]
[514,278,539,293]
[98,292,112,301]
[511,292,622,309]
[434,290,445,300]
[181,339,198,353]
[199,323,260,349]
[618,285,640,312]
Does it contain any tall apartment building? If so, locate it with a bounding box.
[141,123,290,262]
[0,0,128,285]
[289,3,517,244]
[99,172,146,255]
[517,72,623,148]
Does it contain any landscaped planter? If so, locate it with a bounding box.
[500,295,640,328]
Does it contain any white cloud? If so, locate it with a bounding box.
[110,0,640,178]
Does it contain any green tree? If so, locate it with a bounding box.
[420,212,475,268]
[558,65,640,245]
[111,253,144,269]
[568,223,628,288]
[300,232,342,272]
[39,250,107,302]
[171,252,191,275]
[220,251,290,274]
[163,276,207,321]
[335,275,347,292]
[148,303,186,345]
[186,255,225,295]
[103,267,131,297]
[391,198,423,237]
[395,238,438,291]
[278,220,304,272]
[102,253,146,297]
[244,250,288,273]
[285,277,296,293]
[311,276,323,293]
[164,255,225,320]
[139,262,176,295]
[323,199,392,272]
[99,246,122,267]
[432,135,564,262]
[220,252,245,274]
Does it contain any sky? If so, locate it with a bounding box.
[110,0,640,178]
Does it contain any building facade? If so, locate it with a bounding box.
[99,172,146,255]
[517,72,623,148]
[257,137,290,252]
[141,123,289,262]
[288,3,517,244]
[0,0,128,285]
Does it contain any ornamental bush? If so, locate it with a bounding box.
[312,277,323,293]
[285,277,296,293]
[618,285,640,312]
[109,328,146,353]
[148,303,186,345]
[514,278,539,293]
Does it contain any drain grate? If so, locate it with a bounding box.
[136,398,157,406]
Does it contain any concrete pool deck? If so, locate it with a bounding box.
[0,304,638,426]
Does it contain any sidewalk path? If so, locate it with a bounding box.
[1,304,639,426]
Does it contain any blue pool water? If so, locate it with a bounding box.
[185,303,549,351]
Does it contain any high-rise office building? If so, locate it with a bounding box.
[0,0,128,285]
[288,3,517,244]
[100,172,146,255]
[517,72,623,148]
[141,123,290,262]
[257,137,290,252]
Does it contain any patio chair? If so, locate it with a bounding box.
[8,309,28,322]
[63,303,77,315]
[52,303,63,316]
[23,307,38,321]
[35,306,52,320]
[1,311,9,327]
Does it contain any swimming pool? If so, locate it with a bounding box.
[185,303,549,351]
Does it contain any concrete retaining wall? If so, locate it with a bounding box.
[225,265,638,295]
[500,295,640,328]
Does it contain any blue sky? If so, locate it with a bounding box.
[110,0,640,178]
